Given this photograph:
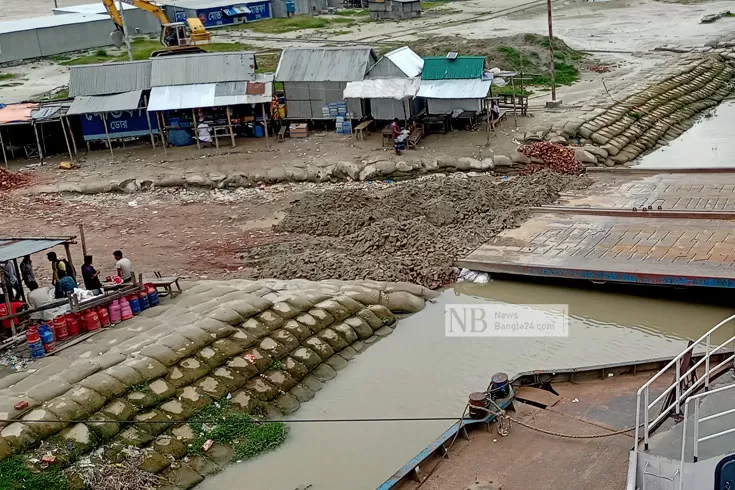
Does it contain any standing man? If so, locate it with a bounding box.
[82,255,103,295]
[47,252,75,285]
[2,261,21,301]
[113,250,133,284]
[20,255,38,291]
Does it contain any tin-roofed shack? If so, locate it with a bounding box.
[418,55,492,115]
[276,47,377,119]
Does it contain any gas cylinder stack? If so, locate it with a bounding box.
[27,284,162,358]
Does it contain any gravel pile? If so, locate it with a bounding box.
[242,171,590,288]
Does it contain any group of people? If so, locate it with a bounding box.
[1,250,133,303]
[391,118,415,155]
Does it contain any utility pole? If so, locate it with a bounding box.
[547,0,556,102]
[118,0,134,62]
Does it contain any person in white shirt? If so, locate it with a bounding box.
[113,250,133,283]
[196,121,213,147]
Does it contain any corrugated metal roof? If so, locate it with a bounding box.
[384,47,423,78]
[0,13,109,34]
[0,103,38,125]
[344,78,419,100]
[67,90,143,116]
[0,238,71,262]
[32,103,72,121]
[150,52,256,86]
[69,61,152,97]
[421,56,485,80]
[276,47,377,82]
[417,79,491,99]
[147,78,272,111]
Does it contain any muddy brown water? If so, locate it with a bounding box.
[196,280,734,490]
[637,100,735,169]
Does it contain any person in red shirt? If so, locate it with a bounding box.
[391,118,404,155]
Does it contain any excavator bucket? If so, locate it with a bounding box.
[186,18,211,44]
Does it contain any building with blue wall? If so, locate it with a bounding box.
[161,0,272,28]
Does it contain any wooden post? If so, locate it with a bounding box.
[59,117,74,161]
[156,112,167,156]
[12,259,26,303]
[192,109,200,149]
[0,274,16,337]
[226,106,236,148]
[63,242,75,280]
[102,113,114,157]
[0,128,7,169]
[32,122,43,160]
[65,116,79,156]
[511,77,518,128]
[143,96,155,151]
[39,123,48,158]
[260,104,270,149]
[547,0,556,102]
[79,223,88,257]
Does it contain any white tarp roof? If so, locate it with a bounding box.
[417,79,492,99]
[343,78,420,100]
[384,47,424,78]
[147,77,273,111]
[67,90,143,115]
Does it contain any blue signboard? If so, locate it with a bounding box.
[243,1,271,21]
[194,1,271,27]
[174,8,187,22]
[80,110,159,142]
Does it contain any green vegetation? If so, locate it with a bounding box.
[187,400,288,461]
[628,111,643,120]
[267,359,283,371]
[233,15,357,33]
[50,55,72,62]
[0,73,17,81]
[0,455,69,490]
[492,85,533,97]
[421,0,452,8]
[256,52,281,73]
[496,37,582,87]
[60,39,249,65]
[335,9,369,16]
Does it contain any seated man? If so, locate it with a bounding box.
[55,270,77,299]
[490,100,502,129]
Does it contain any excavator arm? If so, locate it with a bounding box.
[102,0,170,31]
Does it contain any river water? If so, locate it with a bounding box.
[636,100,735,169]
[198,279,734,490]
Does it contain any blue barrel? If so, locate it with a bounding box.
[254,124,265,138]
[38,324,55,345]
[28,339,45,359]
[138,293,149,311]
[128,295,141,315]
[148,289,159,307]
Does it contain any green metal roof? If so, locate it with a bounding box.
[421,56,485,80]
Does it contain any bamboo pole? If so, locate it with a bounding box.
[0,128,7,169]
[1,274,17,337]
[192,109,200,149]
[59,117,74,161]
[512,77,518,128]
[226,106,236,148]
[32,122,43,160]
[260,104,270,149]
[79,223,88,257]
[102,113,113,157]
[143,96,155,152]
[65,116,79,156]
[12,259,26,303]
[63,242,75,280]
[156,112,167,156]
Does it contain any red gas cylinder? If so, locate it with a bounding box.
[53,315,69,340]
[119,296,133,321]
[26,325,40,343]
[84,309,101,332]
[97,307,110,327]
[65,313,80,337]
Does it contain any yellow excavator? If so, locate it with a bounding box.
[103,0,212,57]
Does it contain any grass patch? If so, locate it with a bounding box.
[256,52,280,73]
[0,455,69,490]
[50,55,72,62]
[267,359,283,371]
[331,30,351,35]
[421,0,452,8]
[496,43,579,86]
[232,15,362,33]
[335,9,369,16]
[0,73,17,81]
[187,400,288,461]
[492,85,533,97]
[60,39,248,65]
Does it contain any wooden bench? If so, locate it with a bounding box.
[406,127,424,149]
[354,120,373,141]
[382,127,394,147]
[277,125,288,142]
[490,109,508,130]
[148,273,182,298]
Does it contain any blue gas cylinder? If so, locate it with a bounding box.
[254,124,265,137]
[28,339,46,359]
[38,324,55,345]
[138,292,150,311]
[148,289,159,306]
[128,295,141,315]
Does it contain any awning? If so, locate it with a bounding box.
[417,79,492,99]
[223,5,251,15]
[148,79,272,111]
[0,237,72,262]
[0,103,38,125]
[32,103,72,122]
[67,90,143,116]
[343,78,420,100]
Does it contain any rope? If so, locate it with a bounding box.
[507,415,638,439]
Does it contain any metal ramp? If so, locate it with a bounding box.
[628,314,735,490]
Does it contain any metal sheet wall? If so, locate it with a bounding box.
[0,31,42,63]
[427,98,483,115]
[285,81,357,118]
[36,20,113,58]
[370,98,407,120]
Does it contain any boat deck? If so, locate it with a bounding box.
[457,170,735,288]
[399,372,669,490]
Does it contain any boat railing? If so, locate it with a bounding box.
[634,313,735,452]
[677,382,735,490]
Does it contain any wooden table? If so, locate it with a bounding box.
[212,125,235,148]
[451,111,478,130]
[147,276,182,298]
[422,115,450,135]
[354,120,373,141]
[382,128,394,147]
